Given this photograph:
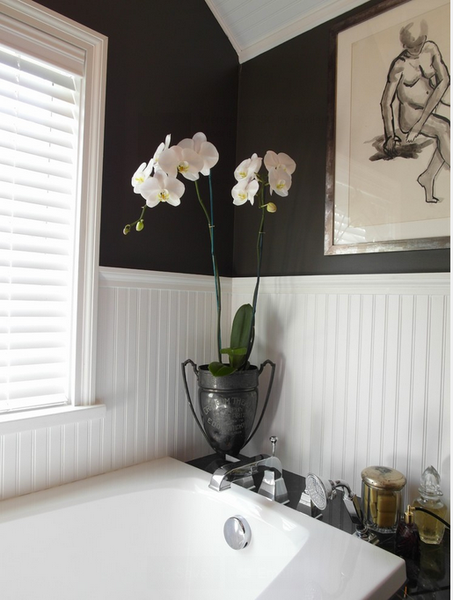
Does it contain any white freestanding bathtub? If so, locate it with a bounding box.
[0,457,405,599]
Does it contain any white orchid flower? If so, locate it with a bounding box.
[234,153,262,182]
[158,145,205,181]
[131,135,171,192]
[268,167,292,196]
[231,178,259,206]
[138,171,185,207]
[264,151,296,175]
[178,132,219,175]
[149,133,171,173]
[131,161,153,192]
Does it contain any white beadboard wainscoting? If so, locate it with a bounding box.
[0,268,449,511]
[237,273,450,508]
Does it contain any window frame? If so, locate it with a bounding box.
[0,0,107,431]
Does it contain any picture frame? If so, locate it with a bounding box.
[325,0,450,255]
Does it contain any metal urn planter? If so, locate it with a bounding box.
[182,359,276,457]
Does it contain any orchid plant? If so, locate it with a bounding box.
[124,132,296,377]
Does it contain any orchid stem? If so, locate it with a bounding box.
[244,184,266,365]
[130,204,148,227]
[253,187,266,314]
[194,178,222,362]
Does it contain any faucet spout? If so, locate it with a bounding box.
[209,454,283,492]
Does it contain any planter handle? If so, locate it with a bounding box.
[181,359,213,448]
[244,359,276,447]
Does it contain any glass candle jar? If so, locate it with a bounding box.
[361,466,407,534]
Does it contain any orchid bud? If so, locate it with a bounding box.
[136,220,145,231]
[123,224,131,235]
[266,202,277,213]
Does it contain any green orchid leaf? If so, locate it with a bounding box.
[209,306,254,375]
[208,361,237,377]
[230,304,253,350]
[229,304,254,370]
[220,347,247,357]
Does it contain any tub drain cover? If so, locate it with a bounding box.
[224,515,251,550]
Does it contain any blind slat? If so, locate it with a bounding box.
[0,198,71,223]
[0,60,77,100]
[0,113,75,148]
[2,383,67,403]
[0,153,74,181]
[0,301,67,315]
[0,131,73,164]
[0,46,79,91]
[0,184,73,208]
[0,86,77,121]
[0,102,77,135]
[0,168,74,194]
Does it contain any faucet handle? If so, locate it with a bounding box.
[258,469,289,504]
[269,436,278,456]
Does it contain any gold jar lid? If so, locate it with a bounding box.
[361,466,406,491]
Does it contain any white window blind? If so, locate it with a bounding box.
[0,44,82,413]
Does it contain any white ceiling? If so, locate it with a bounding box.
[205,0,370,62]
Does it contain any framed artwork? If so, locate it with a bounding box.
[325,0,450,255]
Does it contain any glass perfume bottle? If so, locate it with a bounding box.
[396,505,419,559]
[413,466,447,545]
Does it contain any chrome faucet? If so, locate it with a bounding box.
[209,454,282,491]
[209,437,289,504]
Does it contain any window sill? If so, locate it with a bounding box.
[0,404,106,435]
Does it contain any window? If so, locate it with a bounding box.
[0,0,107,428]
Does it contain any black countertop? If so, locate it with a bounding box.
[188,454,450,600]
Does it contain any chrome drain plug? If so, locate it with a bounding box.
[224,515,252,550]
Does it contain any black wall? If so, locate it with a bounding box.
[233,0,450,276]
[36,0,449,277]
[37,0,239,276]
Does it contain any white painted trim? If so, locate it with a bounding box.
[0,404,106,435]
[74,17,108,407]
[101,267,450,296]
[99,266,233,294]
[0,0,106,72]
[232,272,450,295]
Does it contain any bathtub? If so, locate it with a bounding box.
[0,457,405,599]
